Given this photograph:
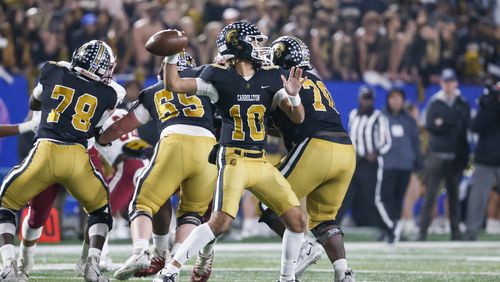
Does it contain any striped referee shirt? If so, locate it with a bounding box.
[348,108,392,157]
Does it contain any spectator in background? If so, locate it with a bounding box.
[163,2,182,29]
[412,20,441,86]
[222,8,240,27]
[418,69,470,241]
[284,5,312,42]
[310,5,335,79]
[332,8,360,81]
[179,16,201,62]
[356,11,385,76]
[377,88,421,243]
[132,3,163,74]
[70,13,98,54]
[465,82,500,241]
[197,21,222,65]
[256,0,285,41]
[437,16,457,71]
[340,86,391,227]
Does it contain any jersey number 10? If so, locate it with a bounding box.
[230,105,266,141]
[47,85,97,132]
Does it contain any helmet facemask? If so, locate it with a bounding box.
[245,35,273,66]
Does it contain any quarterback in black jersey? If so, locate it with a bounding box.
[158,22,306,282]
[0,40,123,282]
[261,36,356,281]
[97,52,219,280]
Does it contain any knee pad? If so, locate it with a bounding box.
[88,205,113,231]
[311,220,343,245]
[177,212,203,228]
[0,208,16,225]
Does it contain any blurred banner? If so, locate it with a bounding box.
[0,76,483,175]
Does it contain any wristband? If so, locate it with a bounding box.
[18,121,35,134]
[165,54,179,65]
[288,95,301,107]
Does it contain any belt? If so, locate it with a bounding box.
[233,149,264,158]
[313,131,348,138]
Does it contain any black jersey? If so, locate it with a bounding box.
[136,65,215,133]
[36,61,119,147]
[272,72,346,146]
[199,64,285,150]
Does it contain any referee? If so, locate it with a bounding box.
[340,86,391,226]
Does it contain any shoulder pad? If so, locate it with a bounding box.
[210,63,228,70]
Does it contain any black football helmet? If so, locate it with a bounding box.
[158,51,196,80]
[271,36,312,70]
[216,21,273,66]
[70,40,116,84]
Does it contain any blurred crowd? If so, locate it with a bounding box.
[0,0,499,88]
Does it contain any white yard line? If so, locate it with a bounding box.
[30,241,500,254]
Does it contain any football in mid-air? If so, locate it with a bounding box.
[145,29,188,56]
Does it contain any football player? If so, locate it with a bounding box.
[96,51,218,280]
[260,36,356,282]
[0,40,124,282]
[157,22,306,282]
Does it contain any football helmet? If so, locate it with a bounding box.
[158,51,196,80]
[216,21,273,66]
[70,40,116,84]
[271,36,312,70]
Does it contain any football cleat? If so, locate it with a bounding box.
[335,268,355,282]
[99,254,114,272]
[0,260,19,282]
[18,253,34,280]
[191,250,214,282]
[295,241,322,278]
[114,251,150,280]
[75,257,86,276]
[134,249,169,277]
[84,256,109,282]
[153,269,179,282]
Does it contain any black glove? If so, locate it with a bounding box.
[122,139,152,158]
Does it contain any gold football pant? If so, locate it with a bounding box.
[213,146,300,218]
[129,134,217,218]
[277,138,356,229]
[0,140,108,213]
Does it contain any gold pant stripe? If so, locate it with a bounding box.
[0,141,40,199]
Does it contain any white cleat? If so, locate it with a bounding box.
[153,268,179,282]
[0,260,19,282]
[99,255,114,272]
[18,254,34,281]
[114,251,150,280]
[84,256,109,282]
[335,268,355,282]
[296,241,322,278]
[75,257,86,276]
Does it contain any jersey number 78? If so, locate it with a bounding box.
[47,85,98,132]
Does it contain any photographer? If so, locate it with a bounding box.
[465,82,500,240]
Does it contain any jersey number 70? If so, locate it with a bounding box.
[47,85,97,132]
[303,79,338,113]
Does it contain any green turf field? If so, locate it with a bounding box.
[26,240,500,281]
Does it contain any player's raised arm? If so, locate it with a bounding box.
[163,56,198,94]
[279,66,305,124]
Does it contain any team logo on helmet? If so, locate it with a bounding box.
[273,42,286,59]
[225,29,239,46]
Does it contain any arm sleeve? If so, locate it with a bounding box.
[132,104,152,124]
[271,88,288,111]
[32,83,43,100]
[195,78,219,103]
[109,80,126,106]
[96,109,113,127]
